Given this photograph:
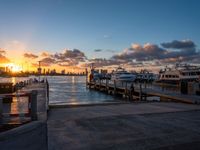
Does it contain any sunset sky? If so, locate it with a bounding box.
[0,0,200,73]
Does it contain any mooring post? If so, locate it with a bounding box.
[106,79,108,90]
[0,96,3,125]
[46,79,49,109]
[99,79,101,90]
[125,82,128,98]
[30,90,38,121]
[139,83,142,101]
[114,80,116,95]
[129,82,134,100]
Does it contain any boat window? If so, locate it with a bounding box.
[191,72,196,75]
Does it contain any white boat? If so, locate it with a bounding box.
[111,67,136,82]
[157,64,200,84]
[136,70,156,82]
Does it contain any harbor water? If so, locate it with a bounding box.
[0,76,121,105]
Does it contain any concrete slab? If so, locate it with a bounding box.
[48,102,200,150]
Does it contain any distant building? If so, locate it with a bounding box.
[50,69,56,74]
[0,67,5,74]
[61,69,65,75]
[37,67,42,74]
[43,68,46,74]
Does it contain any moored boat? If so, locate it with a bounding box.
[156,64,200,84]
[111,67,136,82]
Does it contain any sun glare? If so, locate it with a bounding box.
[5,63,23,72]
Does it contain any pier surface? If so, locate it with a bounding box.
[48,102,200,150]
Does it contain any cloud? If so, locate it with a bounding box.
[0,49,6,55]
[0,49,10,63]
[40,52,50,57]
[54,49,86,61]
[24,53,38,59]
[112,40,199,65]
[161,40,195,49]
[94,49,103,52]
[39,57,56,66]
[105,49,116,53]
[112,43,167,61]
[38,48,87,67]
[87,58,121,67]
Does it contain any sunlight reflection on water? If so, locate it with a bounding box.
[47,76,121,104]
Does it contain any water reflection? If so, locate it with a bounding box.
[11,77,16,84]
[46,76,121,104]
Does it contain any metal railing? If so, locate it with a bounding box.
[0,90,38,125]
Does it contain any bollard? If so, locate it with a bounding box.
[0,96,3,125]
[30,90,38,121]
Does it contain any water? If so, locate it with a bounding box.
[0,76,121,104]
[47,76,121,104]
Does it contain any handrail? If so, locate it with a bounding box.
[0,90,38,125]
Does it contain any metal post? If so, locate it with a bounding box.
[0,96,4,125]
[30,90,38,121]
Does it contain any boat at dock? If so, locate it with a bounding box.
[136,69,156,82]
[111,67,136,82]
[156,64,200,84]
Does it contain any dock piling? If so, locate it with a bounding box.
[139,83,142,101]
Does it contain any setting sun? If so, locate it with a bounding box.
[5,63,23,73]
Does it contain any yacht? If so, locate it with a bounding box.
[157,64,200,84]
[111,67,136,82]
[136,69,156,82]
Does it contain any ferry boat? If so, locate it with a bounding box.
[111,67,136,82]
[157,64,200,84]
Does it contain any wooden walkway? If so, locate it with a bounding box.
[87,80,200,104]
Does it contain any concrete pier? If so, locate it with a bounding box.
[48,102,200,150]
[0,83,48,150]
[1,81,200,150]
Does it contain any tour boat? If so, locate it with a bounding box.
[157,64,200,84]
[111,67,136,82]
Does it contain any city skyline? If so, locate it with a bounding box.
[0,0,200,73]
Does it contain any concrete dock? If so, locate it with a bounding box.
[0,83,48,150]
[48,102,200,150]
[1,82,200,150]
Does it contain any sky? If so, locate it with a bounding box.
[0,0,200,72]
